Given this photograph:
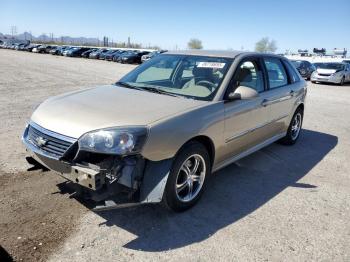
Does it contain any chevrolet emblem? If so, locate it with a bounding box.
[36,136,48,147]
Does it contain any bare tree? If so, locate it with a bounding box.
[255,37,277,53]
[187,38,203,49]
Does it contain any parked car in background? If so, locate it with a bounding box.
[81,48,98,58]
[290,60,315,80]
[56,46,72,56]
[99,49,118,60]
[118,51,150,64]
[31,45,42,53]
[22,50,307,212]
[16,43,29,51]
[342,59,350,65]
[311,62,350,85]
[141,50,167,62]
[112,50,128,62]
[48,46,59,55]
[23,44,40,52]
[42,45,57,53]
[65,47,91,57]
[9,43,17,49]
[33,45,56,54]
[19,44,30,51]
[62,46,77,56]
[105,50,123,61]
[89,49,109,59]
[115,51,136,63]
[312,62,322,69]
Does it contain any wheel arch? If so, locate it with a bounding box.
[178,135,216,168]
[140,135,216,204]
[296,103,304,113]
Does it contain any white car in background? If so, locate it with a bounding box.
[311,62,350,85]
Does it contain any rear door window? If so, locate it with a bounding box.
[263,57,288,89]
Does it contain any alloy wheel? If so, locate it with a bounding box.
[175,154,206,202]
[291,113,302,140]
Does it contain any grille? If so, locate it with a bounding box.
[28,125,74,158]
[318,73,331,77]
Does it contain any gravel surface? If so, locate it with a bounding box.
[0,49,349,261]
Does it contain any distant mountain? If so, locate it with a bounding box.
[0,31,100,45]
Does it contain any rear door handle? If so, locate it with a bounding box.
[290,90,295,97]
[261,99,270,107]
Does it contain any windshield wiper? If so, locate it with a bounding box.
[138,86,183,98]
[116,82,184,98]
[115,81,145,91]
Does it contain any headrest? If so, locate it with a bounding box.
[192,67,214,78]
[237,68,252,82]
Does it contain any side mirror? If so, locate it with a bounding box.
[227,86,258,101]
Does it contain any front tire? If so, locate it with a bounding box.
[163,141,210,212]
[279,108,303,145]
[339,76,345,86]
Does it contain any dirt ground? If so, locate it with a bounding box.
[0,49,349,261]
[0,171,86,261]
[0,49,135,261]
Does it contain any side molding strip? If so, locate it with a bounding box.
[226,114,289,143]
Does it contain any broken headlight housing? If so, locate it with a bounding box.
[78,127,148,155]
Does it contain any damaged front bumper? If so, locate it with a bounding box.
[22,122,172,209]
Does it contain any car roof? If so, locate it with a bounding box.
[165,49,282,59]
[166,50,244,58]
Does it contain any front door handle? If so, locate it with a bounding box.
[290,90,295,97]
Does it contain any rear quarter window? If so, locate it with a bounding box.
[283,60,301,83]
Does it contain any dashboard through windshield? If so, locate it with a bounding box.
[117,54,233,101]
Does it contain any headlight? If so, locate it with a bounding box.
[331,72,343,78]
[78,127,148,155]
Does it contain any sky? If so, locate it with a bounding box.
[1,0,349,52]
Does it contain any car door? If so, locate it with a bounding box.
[346,64,350,82]
[222,56,274,160]
[305,61,313,77]
[261,57,298,135]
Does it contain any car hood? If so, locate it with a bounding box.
[316,68,337,74]
[31,85,206,138]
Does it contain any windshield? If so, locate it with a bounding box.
[117,54,233,101]
[318,63,345,71]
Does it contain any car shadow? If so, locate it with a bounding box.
[60,129,338,251]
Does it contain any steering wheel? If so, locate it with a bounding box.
[196,80,216,91]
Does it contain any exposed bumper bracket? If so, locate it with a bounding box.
[92,200,144,212]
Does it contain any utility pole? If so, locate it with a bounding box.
[10,26,17,38]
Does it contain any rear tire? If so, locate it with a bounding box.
[163,141,210,212]
[339,76,345,86]
[279,108,303,145]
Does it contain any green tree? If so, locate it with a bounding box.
[187,38,203,49]
[255,37,277,53]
